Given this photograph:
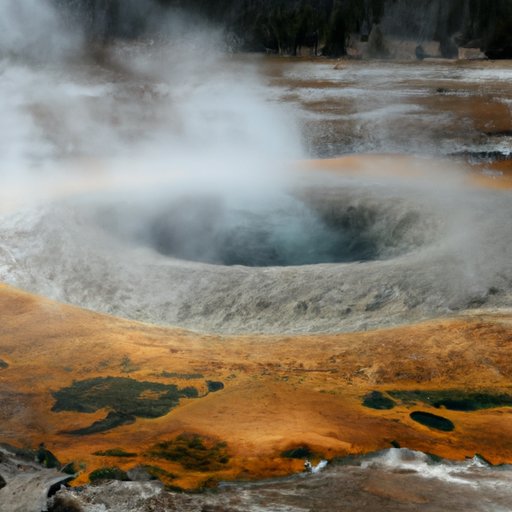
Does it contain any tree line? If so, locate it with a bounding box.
[55,0,512,58]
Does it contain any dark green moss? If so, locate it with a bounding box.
[120,356,140,374]
[53,377,202,434]
[63,412,136,436]
[281,446,313,459]
[389,390,512,411]
[181,386,200,398]
[89,467,130,482]
[425,452,444,463]
[206,381,224,393]
[52,376,198,418]
[160,372,204,379]
[143,464,177,481]
[93,448,137,458]
[61,462,78,475]
[36,444,61,468]
[151,434,229,471]
[362,391,396,410]
[410,411,455,432]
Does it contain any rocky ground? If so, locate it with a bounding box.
[4,444,512,512]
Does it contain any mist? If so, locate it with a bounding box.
[0,1,302,197]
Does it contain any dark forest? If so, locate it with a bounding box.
[56,0,512,58]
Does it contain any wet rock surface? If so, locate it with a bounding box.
[50,449,512,512]
[3,446,512,511]
[0,446,72,512]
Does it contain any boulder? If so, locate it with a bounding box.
[0,446,72,512]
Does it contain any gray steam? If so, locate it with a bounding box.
[0,0,82,61]
[0,2,301,202]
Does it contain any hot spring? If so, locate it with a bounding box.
[97,185,436,267]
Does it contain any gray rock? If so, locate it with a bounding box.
[0,447,72,512]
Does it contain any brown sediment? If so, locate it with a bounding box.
[0,283,512,489]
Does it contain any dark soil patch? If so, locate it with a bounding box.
[410,411,455,432]
[160,371,204,379]
[93,448,137,458]
[281,446,313,459]
[151,433,229,471]
[0,359,8,369]
[53,376,199,433]
[362,391,396,410]
[64,412,136,436]
[206,381,224,392]
[142,464,177,483]
[89,466,130,482]
[389,390,512,411]
[52,376,198,417]
[36,444,61,469]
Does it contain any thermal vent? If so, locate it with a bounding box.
[110,188,436,267]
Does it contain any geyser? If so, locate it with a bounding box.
[138,189,432,267]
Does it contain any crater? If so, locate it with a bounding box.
[100,186,437,268]
[7,163,499,335]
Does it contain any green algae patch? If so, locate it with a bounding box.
[65,411,136,435]
[36,444,61,469]
[410,411,455,432]
[150,433,229,471]
[89,467,130,482]
[362,391,396,410]
[389,390,512,411]
[159,371,204,379]
[143,464,177,482]
[52,376,199,434]
[281,446,313,459]
[206,380,224,392]
[93,448,137,458]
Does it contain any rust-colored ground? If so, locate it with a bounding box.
[1,283,512,489]
[306,153,512,190]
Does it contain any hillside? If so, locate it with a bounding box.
[1,283,512,489]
